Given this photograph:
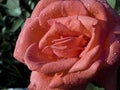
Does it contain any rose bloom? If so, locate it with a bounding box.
[13,0,120,90]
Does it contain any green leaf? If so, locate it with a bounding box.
[6,0,21,16]
[10,18,24,32]
[0,0,3,2]
[86,83,105,90]
[107,0,116,9]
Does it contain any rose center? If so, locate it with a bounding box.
[49,34,90,58]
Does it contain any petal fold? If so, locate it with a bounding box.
[63,60,101,86]
[39,0,87,27]
[69,45,100,73]
[40,58,78,74]
[81,0,107,20]
[24,43,54,71]
[13,18,47,63]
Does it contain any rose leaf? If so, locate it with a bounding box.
[86,83,105,90]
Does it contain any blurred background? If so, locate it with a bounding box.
[0,0,120,90]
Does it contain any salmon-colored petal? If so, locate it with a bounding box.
[31,0,61,18]
[80,21,107,57]
[78,16,98,32]
[49,60,101,88]
[39,0,87,27]
[39,21,89,58]
[48,16,92,37]
[29,71,53,90]
[48,16,83,35]
[63,60,101,86]
[40,58,78,74]
[24,43,56,71]
[106,36,120,65]
[51,35,90,58]
[49,73,87,90]
[69,45,100,73]
[13,18,31,63]
[100,25,120,67]
[81,0,107,20]
[61,1,87,16]
[49,73,64,89]
[13,18,47,63]
[39,22,74,50]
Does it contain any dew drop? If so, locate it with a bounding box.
[97,0,109,8]
[16,49,19,53]
[116,41,120,43]
[87,4,90,7]
[114,53,117,55]
[106,60,109,63]
[42,13,46,17]
[110,60,114,65]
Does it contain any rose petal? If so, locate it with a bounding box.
[81,0,107,20]
[48,16,83,35]
[13,18,47,63]
[40,58,78,74]
[39,22,74,50]
[69,45,100,73]
[80,21,107,57]
[49,60,101,88]
[13,18,31,63]
[24,43,57,71]
[49,73,64,89]
[51,36,89,58]
[78,16,98,32]
[29,71,53,90]
[48,16,93,37]
[107,39,120,65]
[102,25,120,66]
[63,60,101,86]
[39,0,87,27]
[50,15,98,37]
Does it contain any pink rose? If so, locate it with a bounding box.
[14,0,120,90]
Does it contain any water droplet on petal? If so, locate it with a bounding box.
[97,0,109,8]
[114,53,117,55]
[16,49,19,53]
[116,41,120,43]
[42,13,46,17]
[87,4,90,7]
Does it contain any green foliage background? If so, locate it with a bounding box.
[0,0,120,89]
